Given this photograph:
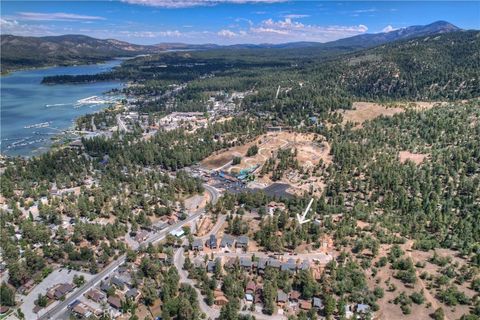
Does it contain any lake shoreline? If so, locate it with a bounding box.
[1,59,125,158]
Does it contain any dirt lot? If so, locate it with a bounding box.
[338,101,443,128]
[202,131,331,196]
[399,151,429,165]
[202,131,331,170]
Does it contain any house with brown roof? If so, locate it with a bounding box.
[72,303,93,318]
[135,230,149,243]
[289,290,301,302]
[47,283,74,300]
[245,281,256,294]
[299,300,312,310]
[85,288,105,303]
[126,288,141,301]
[107,296,122,310]
[213,289,228,306]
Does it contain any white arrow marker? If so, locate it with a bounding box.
[297,198,314,225]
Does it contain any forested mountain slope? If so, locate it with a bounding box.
[0,34,157,73]
[1,21,464,74]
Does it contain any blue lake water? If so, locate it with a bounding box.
[1,60,123,157]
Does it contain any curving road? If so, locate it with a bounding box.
[39,184,219,320]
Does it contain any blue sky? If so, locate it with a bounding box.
[1,1,479,44]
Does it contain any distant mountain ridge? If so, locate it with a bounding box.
[0,21,464,73]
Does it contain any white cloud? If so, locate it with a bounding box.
[0,18,56,36]
[248,18,368,42]
[119,30,183,38]
[283,14,310,19]
[0,18,19,27]
[16,12,105,21]
[382,25,397,33]
[352,8,377,14]
[218,29,237,38]
[121,0,286,8]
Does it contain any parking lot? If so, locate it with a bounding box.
[19,268,94,320]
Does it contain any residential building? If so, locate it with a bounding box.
[85,289,105,303]
[107,296,122,310]
[209,234,217,249]
[191,238,204,251]
[313,297,323,310]
[220,235,235,248]
[236,236,249,248]
[277,291,288,307]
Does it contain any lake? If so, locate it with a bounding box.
[1,60,124,157]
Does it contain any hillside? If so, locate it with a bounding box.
[1,21,463,74]
[0,34,158,73]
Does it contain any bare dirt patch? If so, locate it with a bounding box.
[202,131,331,171]
[399,151,428,165]
[338,101,445,128]
[339,102,404,128]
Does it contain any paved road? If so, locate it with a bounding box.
[174,247,220,320]
[115,114,129,132]
[173,187,223,320]
[39,184,219,320]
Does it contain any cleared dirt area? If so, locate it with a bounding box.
[202,131,332,196]
[202,131,331,171]
[399,151,429,165]
[338,101,444,128]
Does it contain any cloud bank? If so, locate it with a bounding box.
[121,0,286,8]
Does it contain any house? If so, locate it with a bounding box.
[100,281,113,293]
[257,258,268,274]
[135,230,149,243]
[191,238,204,251]
[111,277,125,290]
[220,235,235,248]
[117,274,133,288]
[209,234,217,249]
[277,291,288,307]
[85,289,105,303]
[236,236,249,248]
[239,258,252,270]
[299,300,312,310]
[281,259,296,273]
[170,229,184,237]
[47,283,74,300]
[158,253,169,263]
[245,281,256,294]
[357,304,370,314]
[214,290,228,306]
[313,297,323,310]
[107,296,122,310]
[72,303,92,318]
[289,290,301,302]
[268,258,281,269]
[126,288,141,301]
[207,260,217,273]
